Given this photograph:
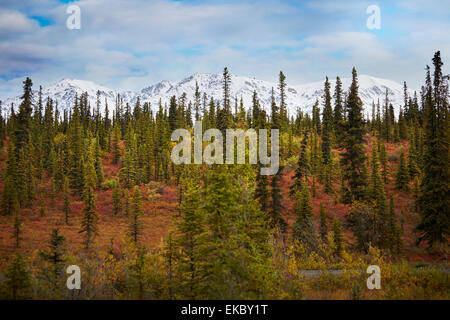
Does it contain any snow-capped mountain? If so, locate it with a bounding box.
[1,73,410,117]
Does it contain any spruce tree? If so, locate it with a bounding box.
[79,186,98,252]
[124,189,130,217]
[292,181,317,251]
[287,126,294,158]
[270,87,280,129]
[94,137,104,187]
[398,108,408,140]
[333,76,345,145]
[332,218,344,257]
[388,197,401,254]
[2,141,19,215]
[53,150,65,192]
[416,52,450,248]
[290,130,309,195]
[200,166,273,299]
[111,125,121,165]
[16,147,27,207]
[194,81,201,121]
[312,100,321,135]
[112,180,122,216]
[68,98,84,195]
[174,170,207,298]
[371,145,387,214]
[5,254,32,300]
[379,142,389,183]
[408,135,420,179]
[269,167,287,233]
[341,68,368,201]
[323,161,333,194]
[63,176,70,225]
[255,169,269,213]
[14,78,33,152]
[22,141,35,206]
[382,89,392,142]
[39,229,66,294]
[278,71,288,130]
[395,152,410,190]
[12,215,22,249]
[120,133,137,187]
[84,142,98,191]
[222,67,231,117]
[129,186,143,244]
[371,145,390,248]
[319,202,328,242]
[127,245,149,300]
[413,176,421,211]
[168,95,178,132]
[321,77,333,165]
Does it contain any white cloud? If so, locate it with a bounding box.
[0,0,448,98]
[0,10,35,34]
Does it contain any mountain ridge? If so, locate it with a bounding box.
[1,73,412,116]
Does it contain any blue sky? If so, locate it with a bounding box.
[0,0,449,98]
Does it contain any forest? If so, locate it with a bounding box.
[0,51,448,300]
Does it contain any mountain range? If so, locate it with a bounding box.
[1,73,411,117]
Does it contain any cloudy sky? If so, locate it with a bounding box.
[0,0,449,99]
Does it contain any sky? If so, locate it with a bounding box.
[0,0,449,99]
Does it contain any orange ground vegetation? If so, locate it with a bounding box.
[0,136,443,264]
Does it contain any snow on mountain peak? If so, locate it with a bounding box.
[2,73,411,117]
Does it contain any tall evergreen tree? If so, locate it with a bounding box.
[84,141,98,191]
[112,180,122,216]
[255,169,270,213]
[39,229,66,294]
[416,52,450,248]
[199,166,273,299]
[322,77,333,165]
[63,176,70,225]
[12,215,22,249]
[174,170,207,299]
[14,78,33,152]
[319,202,328,243]
[68,98,84,195]
[270,87,280,129]
[111,124,121,165]
[129,186,143,244]
[408,135,420,179]
[94,137,104,187]
[2,141,19,215]
[332,218,344,257]
[395,152,410,191]
[370,145,387,214]
[290,130,309,195]
[379,142,389,183]
[168,95,178,132]
[292,181,317,251]
[341,68,368,201]
[269,167,287,233]
[333,76,345,145]
[5,254,31,300]
[388,197,401,254]
[79,186,98,252]
[278,71,287,130]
